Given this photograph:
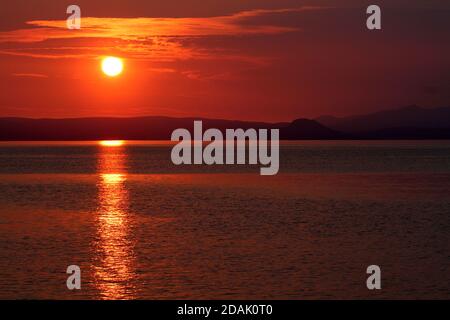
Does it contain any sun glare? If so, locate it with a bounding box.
[100,140,125,147]
[101,56,123,77]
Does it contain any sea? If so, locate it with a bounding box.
[0,140,449,299]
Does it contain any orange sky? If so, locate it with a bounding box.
[0,0,449,121]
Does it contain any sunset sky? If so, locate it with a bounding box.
[0,0,449,121]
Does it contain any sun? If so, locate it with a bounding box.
[101,56,123,77]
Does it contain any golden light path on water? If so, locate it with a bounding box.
[99,140,125,147]
[94,140,136,299]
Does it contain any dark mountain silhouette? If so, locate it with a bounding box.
[280,118,346,139]
[0,116,342,140]
[316,105,450,133]
[1,105,450,140]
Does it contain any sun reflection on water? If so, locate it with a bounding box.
[99,140,125,147]
[94,143,136,299]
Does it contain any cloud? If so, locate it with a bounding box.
[12,73,48,78]
[1,7,321,41]
[0,7,319,62]
[147,67,177,73]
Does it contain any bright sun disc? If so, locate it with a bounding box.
[101,57,123,77]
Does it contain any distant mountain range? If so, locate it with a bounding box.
[1,106,450,140]
[316,105,450,133]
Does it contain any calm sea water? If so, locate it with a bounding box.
[0,141,449,299]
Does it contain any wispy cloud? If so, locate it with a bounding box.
[12,73,48,78]
[1,7,320,41]
[0,7,319,61]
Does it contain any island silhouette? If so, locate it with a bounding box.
[1,106,449,140]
